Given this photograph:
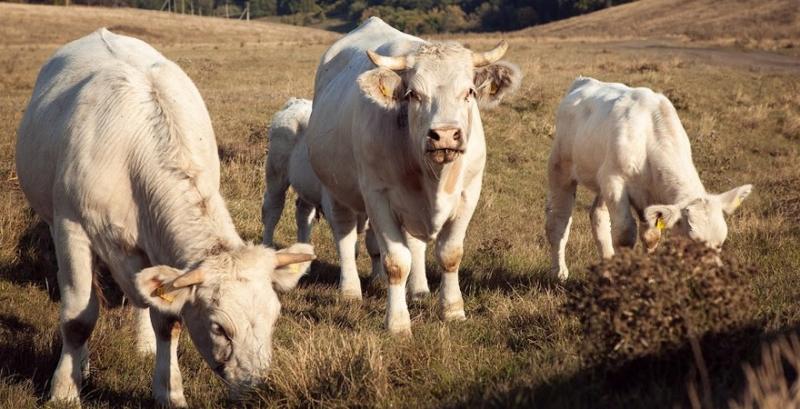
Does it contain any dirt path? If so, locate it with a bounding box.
[610,39,800,73]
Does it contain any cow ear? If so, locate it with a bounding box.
[645,204,682,230]
[717,184,752,215]
[135,266,193,315]
[473,61,522,110]
[271,243,315,292]
[641,204,682,251]
[357,67,405,110]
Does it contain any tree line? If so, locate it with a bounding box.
[16,0,635,33]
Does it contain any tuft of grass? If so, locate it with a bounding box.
[728,334,800,409]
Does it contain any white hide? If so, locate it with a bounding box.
[546,77,752,279]
[262,98,320,246]
[16,29,312,407]
[261,97,430,297]
[305,17,520,334]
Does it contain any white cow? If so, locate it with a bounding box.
[305,17,521,335]
[262,98,319,246]
[16,29,314,407]
[261,97,429,294]
[546,77,753,279]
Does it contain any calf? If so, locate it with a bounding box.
[546,77,752,279]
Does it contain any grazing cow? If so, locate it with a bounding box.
[546,77,752,279]
[261,97,430,294]
[304,17,521,335]
[16,29,314,407]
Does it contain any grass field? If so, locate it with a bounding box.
[1,2,800,408]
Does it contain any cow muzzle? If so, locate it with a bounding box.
[426,127,465,164]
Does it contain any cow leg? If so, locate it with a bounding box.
[545,161,577,280]
[602,178,637,252]
[434,178,481,322]
[590,195,615,259]
[363,192,412,335]
[49,217,99,403]
[136,306,157,355]
[323,196,362,300]
[150,311,187,408]
[406,233,429,301]
[261,171,289,247]
[365,226,386,286]
[295,198,316,244]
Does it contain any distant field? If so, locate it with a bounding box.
[1,2,800,408]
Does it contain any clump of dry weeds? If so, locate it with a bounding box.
[257,329,390,407]
[728,334,800,409]
[566,237,756,364]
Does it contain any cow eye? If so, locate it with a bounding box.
[211,322,228,339]
[405,89,421,101]
[466,88,476,101]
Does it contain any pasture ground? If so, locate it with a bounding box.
[1,2,799,408]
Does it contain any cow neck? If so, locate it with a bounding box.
[136,172,244,270]
[649,156,708,207]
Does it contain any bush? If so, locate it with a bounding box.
[566,237,756,365]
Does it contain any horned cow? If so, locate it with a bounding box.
[305,17,521,335]
[16,29,314,407]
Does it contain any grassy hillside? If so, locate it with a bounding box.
[519,0,800,53]
[1,2,800,408]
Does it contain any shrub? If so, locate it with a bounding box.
[566,237,756,364]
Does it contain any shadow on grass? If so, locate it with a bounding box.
[0,214,59,300]
[450,323,797,409]
[1,213,127,307]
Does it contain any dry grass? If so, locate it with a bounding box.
[728,335,800,409]
[518,0,800,54]
[1,2,800,408]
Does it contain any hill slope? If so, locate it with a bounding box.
[519,0,799,51]
[0,2,337,46]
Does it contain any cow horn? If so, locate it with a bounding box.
[367,49,408,71]
[172,269,205,288]
[275,253,316,268]
[472,40,509,67]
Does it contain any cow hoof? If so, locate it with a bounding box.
[440,308,466,322]
[388,325,412,338]
[551,267,569,281]
[49,383,81,406]
[409,290,430,302]
[340,289,363,301]
[155,393,188,408]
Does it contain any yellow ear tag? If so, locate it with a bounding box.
[380,84,391,98]
[656,217,666,232]
[153,285,175,303]
[733,197,742,208]
[289,263,302,274]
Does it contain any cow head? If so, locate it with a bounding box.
[358,40,521,165]
[134,243,314,396]
[642,185,753,250]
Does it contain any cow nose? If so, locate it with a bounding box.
[427,127,462,142]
